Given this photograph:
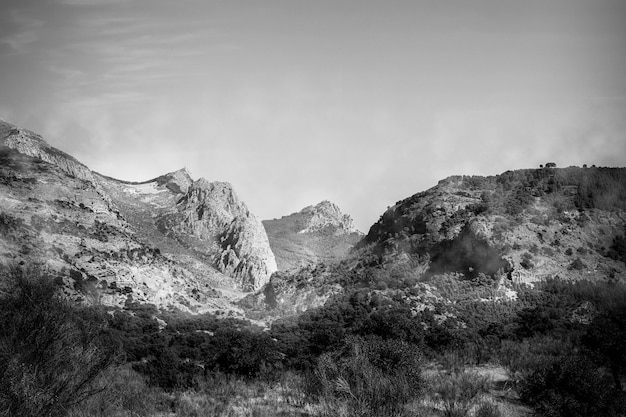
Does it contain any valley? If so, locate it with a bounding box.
[1,119,625,417]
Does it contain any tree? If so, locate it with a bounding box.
[584,300,626,390]
[0,264,118,417]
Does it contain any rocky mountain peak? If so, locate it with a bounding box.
[178,178,276,289]
[262,201,362,271]
[299,200,357,234]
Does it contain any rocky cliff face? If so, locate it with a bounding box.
[263,201,363,271]
[0,119,276,314]
[177,180,276,290]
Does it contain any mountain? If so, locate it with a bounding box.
[0,119,276,313]
[359,168,626,283]
[262,200,362,271]
[244,167,626,321]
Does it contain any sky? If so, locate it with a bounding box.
[1,0,625,231]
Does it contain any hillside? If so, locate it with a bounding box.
[262,200,362,271]
[0,119,276,313]
[246,166,626,320]
[359,168,626,282]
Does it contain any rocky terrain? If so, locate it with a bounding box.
[2,118,626,326]
[359,169,626,283]
[263,200,362,271]
[0,119,276,313]
[246,167,626,320]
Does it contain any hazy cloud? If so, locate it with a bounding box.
[0,9,44,54]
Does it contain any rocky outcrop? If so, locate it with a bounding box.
[298,201,357,234]
[1,121,97,186]
[263,201,363,271]
[178,180,277,290]
[152,168,194,195]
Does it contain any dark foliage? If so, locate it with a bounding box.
[519,355,625,417]
[0,264,118,417]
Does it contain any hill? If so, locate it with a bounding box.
[360,167,626,283]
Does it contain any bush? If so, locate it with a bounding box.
[519,355,625,417]
[569,257,586,270]
[475,402,502,417]
[0,264,118,417]
[311,335,423,417]
[429,370,491,417]
[520,252,534,270]
[67,366,170,417]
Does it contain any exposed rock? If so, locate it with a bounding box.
[178,180,277,290]
[298,200,357,234]
[263,201,363,271]
[1,121,98,186]
[0,119,277,315]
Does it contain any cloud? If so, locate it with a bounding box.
[0,9,44,54]
[56,0,130,5]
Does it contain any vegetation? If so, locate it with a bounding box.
[0,264,118,416]
[57,270,626,416]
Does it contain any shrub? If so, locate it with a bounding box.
[520,252,534,270]
[519,355,625,417]
[569,257,586,270]
[475,402,502,417]
[67,366,170,417]
[311,335,423,417]
[429,370,491,417]
[0,264,118,417]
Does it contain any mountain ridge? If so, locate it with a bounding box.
[0,119,277,313]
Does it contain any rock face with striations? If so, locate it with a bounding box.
[177,180,277,290]
[263,200,363,271]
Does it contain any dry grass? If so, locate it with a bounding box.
[68,363,533,417]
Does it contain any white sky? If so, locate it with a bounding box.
[1,0,625,231]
